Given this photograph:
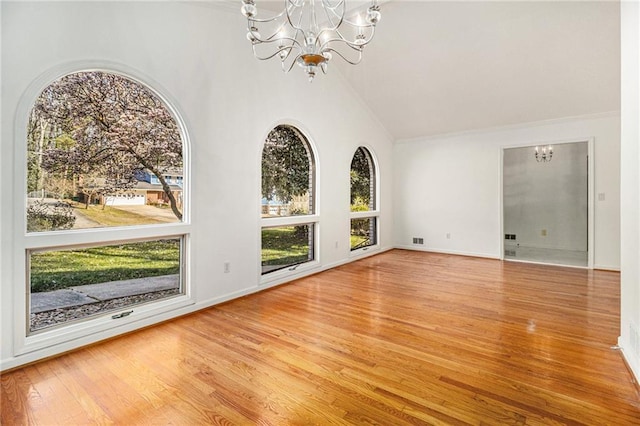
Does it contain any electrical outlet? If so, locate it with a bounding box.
[541,229,547,237]
[224,262,231,273]
[412,237,424,245]
[446,233,451,239]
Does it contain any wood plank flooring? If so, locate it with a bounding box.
[2,250,639,424]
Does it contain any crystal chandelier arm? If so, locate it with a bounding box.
[320,0,346,31]
[248,29,305,58]
[321,46,363,65]
[252,43,299,62]
[247,3,306,67]
[247,9,304,47]
[283,54,305,73]
[333,24,376,48]
[248,10,287,24]
[285,0,300,30]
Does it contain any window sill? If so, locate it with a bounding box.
[16,293,194,356]
[259,260,320,287]
[349,244,380,258]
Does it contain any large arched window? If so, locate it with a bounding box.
[350,146,378,251]
[261,124,317,275]
[22,70,190,340]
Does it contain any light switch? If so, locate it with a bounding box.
[598,193,605,201]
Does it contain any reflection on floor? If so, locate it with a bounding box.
[504,245,588,267]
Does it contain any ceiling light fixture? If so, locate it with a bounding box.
[534,145,553,162]
[241,0,381,82]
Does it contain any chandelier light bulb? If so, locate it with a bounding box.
[247,26,260,43]
[241,1,257,18]
[366,6,381,25]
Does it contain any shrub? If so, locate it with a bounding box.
[27,201,76,232]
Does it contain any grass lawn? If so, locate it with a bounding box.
[71,201,167,227]
[350,235,369,250]
[262,226,310,266]
[30,239,180,292]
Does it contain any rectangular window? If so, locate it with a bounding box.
[261,224,314,275]
[350,217,377,251]
[29,237,183,333]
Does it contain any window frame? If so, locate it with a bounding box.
[13,63,193,355]
[349,146,380,255]
[259,123,320,284]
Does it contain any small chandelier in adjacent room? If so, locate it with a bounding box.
[241,0,381,82]
[535,145,553,162]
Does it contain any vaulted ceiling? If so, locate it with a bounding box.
[333,1,621,140]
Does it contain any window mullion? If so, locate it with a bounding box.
[23,223,191,250]
[261,214,319,228]
[350,210,379,220]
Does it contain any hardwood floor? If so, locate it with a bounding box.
[2,250,639,425]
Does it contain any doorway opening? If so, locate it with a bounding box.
[502,141,592,267]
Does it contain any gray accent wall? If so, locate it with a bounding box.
[503,142,588,251]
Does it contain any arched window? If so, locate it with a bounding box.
[261,124,316,275]
[350,147,378,251]
[23,70,189,337]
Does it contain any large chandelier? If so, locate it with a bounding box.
[241,0,381,82]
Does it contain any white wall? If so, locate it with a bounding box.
[503,142,588,251]
[393,113,620,269]
[0,2,393,369]
[619,0,640,383]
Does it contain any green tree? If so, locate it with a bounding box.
[350,147,373,210]
[261,125,312,204]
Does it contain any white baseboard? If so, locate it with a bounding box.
[594,264,621,271]
[618,336,640,387]
[394,244,500,260]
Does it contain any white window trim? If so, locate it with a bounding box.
[259,123,320,284]
[262,213,320,228]
[259,219,321,285]
[350,210,380,220]
[21,233,192,354]
[13,62,193,356]
[349,214,380,256]
[349,146,380,256]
